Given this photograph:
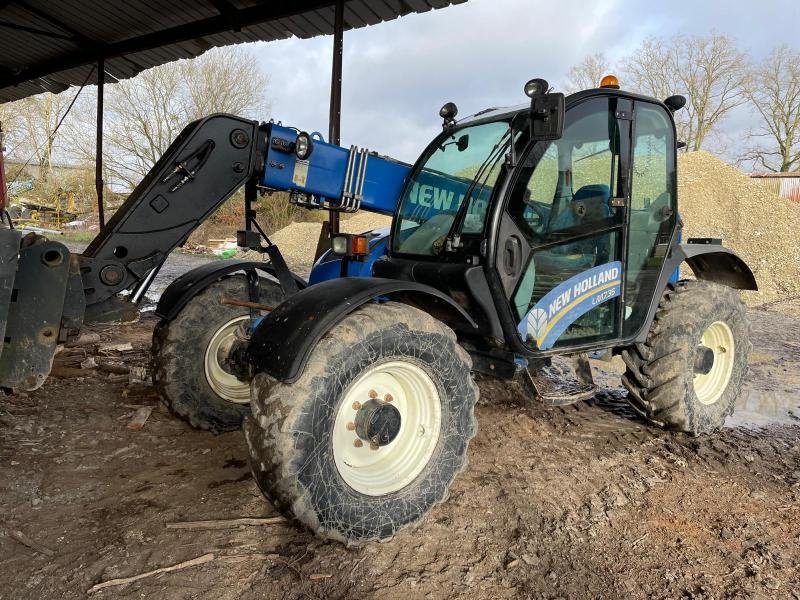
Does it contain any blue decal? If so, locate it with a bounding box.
[518,261,623,350]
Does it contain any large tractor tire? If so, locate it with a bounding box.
[152,275,284,433]
[244,301,478,545]
[621,280,750,435]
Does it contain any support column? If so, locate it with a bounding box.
[95,58,105,228]
[327,0,344,235]
[0,121,7,214]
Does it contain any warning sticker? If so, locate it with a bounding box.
[292,160,309,187]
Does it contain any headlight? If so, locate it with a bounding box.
[331,235,349,255]
[331,234,369,258]
[295,131,313,160]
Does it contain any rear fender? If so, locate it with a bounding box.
[247,277,478,383]
[675,243,757,291]
[633,242,757,344]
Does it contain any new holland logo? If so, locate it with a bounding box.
[527,308,549,340]
[518,261,623,350]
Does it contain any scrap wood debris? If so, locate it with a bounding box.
[86,553,215,594]
[165,516,287,531]
[9,529,55,556]
[127,406,153,431]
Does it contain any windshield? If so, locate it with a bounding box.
[393,120,511,256]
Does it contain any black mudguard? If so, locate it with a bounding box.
[247,277,479,383]
[155,259,306,321]
[633,242,757,344]
[672,243,757,291]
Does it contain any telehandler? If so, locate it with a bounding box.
[0,76,756,543]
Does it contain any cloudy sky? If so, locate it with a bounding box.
[248,0,799,164]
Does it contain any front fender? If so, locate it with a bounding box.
[155,259,307,321]
[247,277,478,383]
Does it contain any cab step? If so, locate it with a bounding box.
[519,353,597,407]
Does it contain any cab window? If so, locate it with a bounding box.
[623,102,677,336]
[393,120,510,256]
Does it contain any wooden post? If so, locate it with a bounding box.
[95,58,105,228]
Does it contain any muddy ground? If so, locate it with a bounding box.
[1,296,799,599]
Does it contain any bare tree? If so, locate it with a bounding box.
[0,102,22,154]
[741,45,800,172]
[69,46,270,189]
[565,53,611,94]
[622,34,750,151]
[7,92,74,183]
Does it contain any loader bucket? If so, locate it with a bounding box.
[0,229,72,391]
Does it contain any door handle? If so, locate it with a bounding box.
[503,236,522,277]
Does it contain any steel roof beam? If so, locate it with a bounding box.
[0,0,336,89]
[0,19,74,41]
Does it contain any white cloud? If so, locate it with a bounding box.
[249,0,799,163]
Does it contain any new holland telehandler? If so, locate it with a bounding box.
[0,76,756,543]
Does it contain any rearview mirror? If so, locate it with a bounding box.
[456,134,469,151]
[530,92,565,141]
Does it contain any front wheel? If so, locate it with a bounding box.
[621,280,751,435]
[152,275,284,433]
[244,301,478,545]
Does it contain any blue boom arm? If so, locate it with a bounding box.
[261,124,410,215]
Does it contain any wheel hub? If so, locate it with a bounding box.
[693,320,735,406]
[355,399,402,446]
[204,316,251,404]
[693,345,715,375]
[332,361,442,496]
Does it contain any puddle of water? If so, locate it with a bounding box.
[726,388,800,428]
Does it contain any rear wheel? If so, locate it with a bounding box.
[244,302,478,545]
[152,275,283,433]
[621,280,750,435]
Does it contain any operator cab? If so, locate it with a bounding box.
[378,76,679,358]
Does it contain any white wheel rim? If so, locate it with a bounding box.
[332,360,442,496]
[204,315,251,404]
[693,320,735,406]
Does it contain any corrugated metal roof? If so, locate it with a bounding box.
[0,0,466,103]
[750,171,800,178]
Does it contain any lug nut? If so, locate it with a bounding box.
[384,393,393,402]
[346,421,355,431]
[369,441,380,451]
[352,401,361,410]
[353,439,363,448]
[368,389,378,399]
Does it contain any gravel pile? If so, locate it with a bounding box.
[251,211,392,272]
[677,151,800,305]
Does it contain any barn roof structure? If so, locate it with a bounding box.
[0,0,465,102]
[0,0,466,224]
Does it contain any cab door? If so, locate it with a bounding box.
[496,95,633,352]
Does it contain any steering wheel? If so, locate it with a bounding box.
[524,201,550,232]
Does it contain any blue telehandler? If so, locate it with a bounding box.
[0,77,757,544]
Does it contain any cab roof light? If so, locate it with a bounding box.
[599,74,620,89]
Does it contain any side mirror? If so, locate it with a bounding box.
[530,92,565,141]
[664,95,687,113]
